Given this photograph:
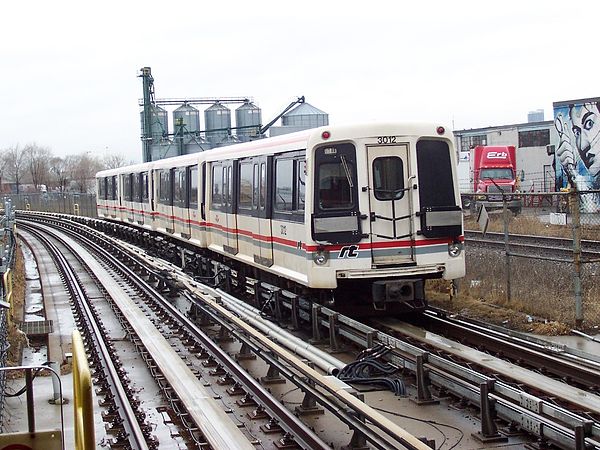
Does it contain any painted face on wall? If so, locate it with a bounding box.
[570,102,600,177]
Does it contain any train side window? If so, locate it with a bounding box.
[275,159,293,211]
[200,163,206,219]
[123,174,132,202]
[173,167,187,208]
[98,177,106,200]
[159,169,173,206]
[211,165,222,209]
[189,166,198,209]
[252,164,259,209]
[132,173,141,202]
[239,161,253,210]
[296,160,305,211]
[141,172,149,202]
[273,150,305,222]
[373,157,404,200]
[111,176,117,200]
[226,165,233,210]
[259,163,266,210]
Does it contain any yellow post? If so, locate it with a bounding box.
[3,269,13,325]
[72,330,95,450]
[73,203,80,216]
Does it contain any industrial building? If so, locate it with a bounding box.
[454,118,558,193]
[139,67,328,162]
[455,96,600,194]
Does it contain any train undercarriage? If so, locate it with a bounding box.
[92,218,430,319]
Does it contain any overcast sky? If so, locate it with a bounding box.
[2,0,599,163]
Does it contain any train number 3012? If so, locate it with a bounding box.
[377,136,397,144]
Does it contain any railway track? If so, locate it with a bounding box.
[17,211,600,449]
[465,229,600,262]
[18,222,153,449]
[18,213,430,450]
[422,308,600,391]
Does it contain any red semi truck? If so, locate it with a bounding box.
[472,145,521,214]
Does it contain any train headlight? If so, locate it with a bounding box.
[313,249,329,265]
[448,242,462,257]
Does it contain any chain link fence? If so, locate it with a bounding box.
[462,190,600,330]
[0,201,17,431]
[3,193,97,218]
[5,190,599,328]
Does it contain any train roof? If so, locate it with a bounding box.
[96,122,451,178]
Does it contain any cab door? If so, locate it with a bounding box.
[367,144,415,265]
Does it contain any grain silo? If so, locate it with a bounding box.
[235,100,262,141]
[140,105,169,140]
[205,102,231,144]
[173,103,200,136]
[282,102,328,128]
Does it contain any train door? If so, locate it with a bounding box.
[123,173,134,222]
[188,165,201,240]
[109,175,118,218]
[208,162,238,255]
[139,171,150,226]
[237,157,273,266]
[223,162,238,254]
[173,167,191,238]
[158,168,175,233]
[366,144,415,265]
[97,177,107,217]
[255,158,273,265]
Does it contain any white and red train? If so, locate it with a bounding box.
[96,122,465,315]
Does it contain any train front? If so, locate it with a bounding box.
[305,123,465,315]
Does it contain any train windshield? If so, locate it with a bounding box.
[318,161,354,210]
[416,140,456,208]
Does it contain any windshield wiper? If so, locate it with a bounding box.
[340,155,354,188]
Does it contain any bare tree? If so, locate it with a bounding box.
[3,145,27,194]
[68,152,103,193]
[103,153,128,170]
[49,156,70,192]
[0,152,7,193]
[25,143,52,190]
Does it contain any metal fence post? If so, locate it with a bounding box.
[571,190,583,328]
[503,194,511,302]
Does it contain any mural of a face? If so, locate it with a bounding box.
[570,102,600,177]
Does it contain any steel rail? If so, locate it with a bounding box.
[424,309,600,389]
[32,215,334,450]
[20,217,257,450]
[19,212,600,449]
[18,222,150,450]
[291,302,600,449]
[49,213,431,450]
[102,253,332,450]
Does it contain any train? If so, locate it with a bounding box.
[96,122,465,315]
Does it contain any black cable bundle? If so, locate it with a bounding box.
[338,344,407,396]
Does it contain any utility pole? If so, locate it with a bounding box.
[139,67,155,162]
